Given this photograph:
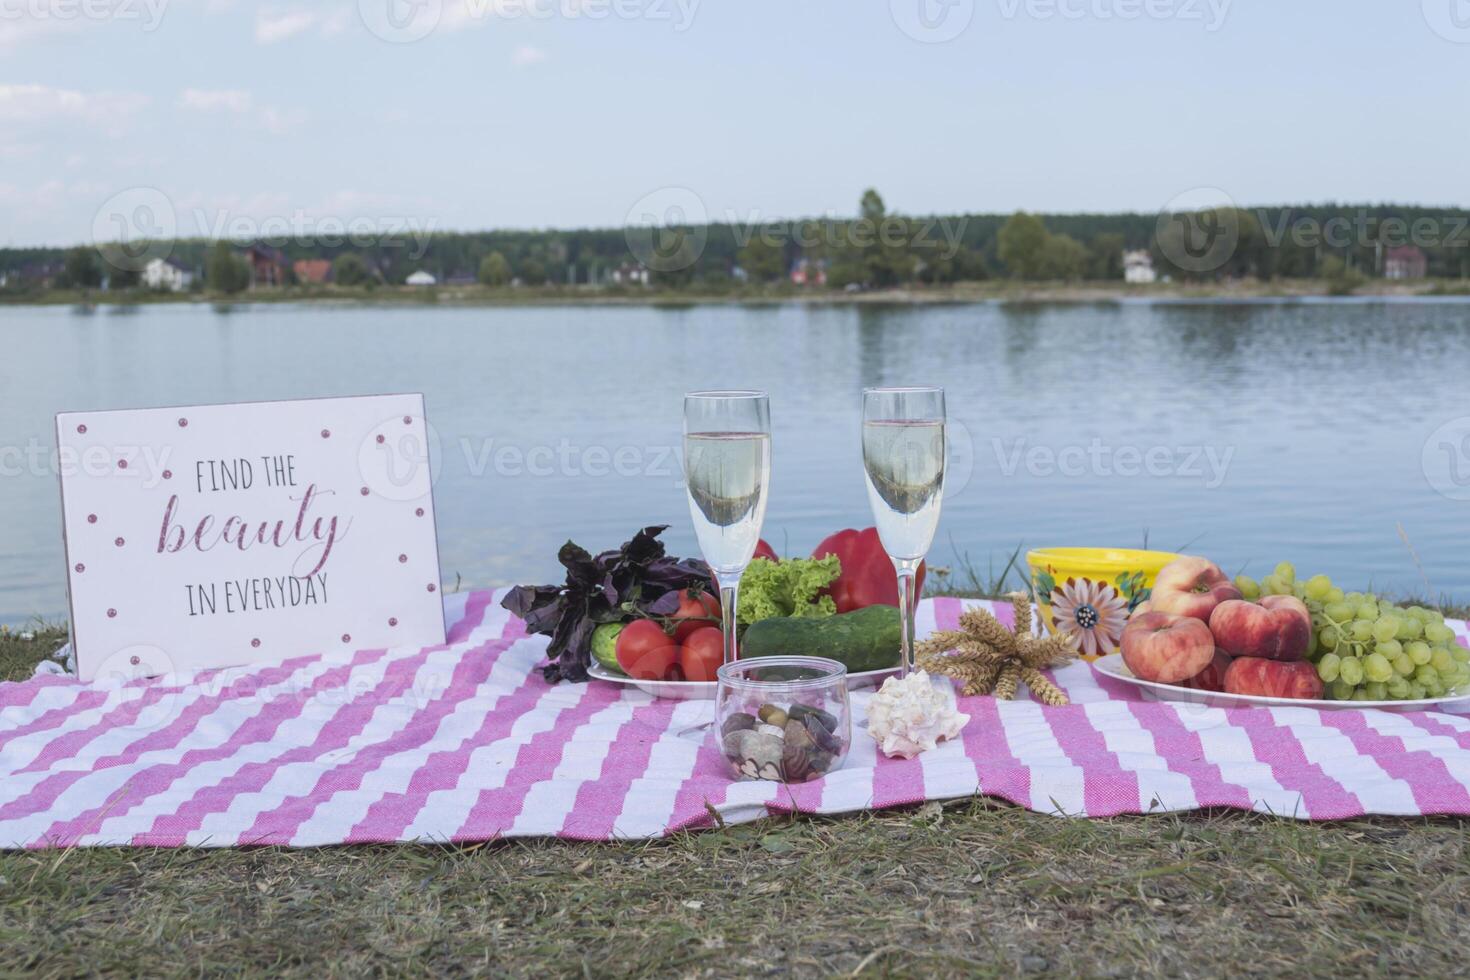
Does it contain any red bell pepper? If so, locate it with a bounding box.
[810,527,926,613]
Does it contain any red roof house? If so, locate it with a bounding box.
[245,245,288,288]
[293,259,332,285]
[1384,245,1428,280]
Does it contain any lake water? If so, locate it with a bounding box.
[2,298,1468,625]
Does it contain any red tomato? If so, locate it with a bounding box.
[671,590,721,644]
[678,627,724,682]
[616,619,677,679]
[753,539,779,562]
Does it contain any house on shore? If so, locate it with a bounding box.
[293,259,332,285]
[608,263,650,286]
[245,245,289,288]
[1123,250,1157,284]
[1,260,64,289]
[791,257,827,287]
[143,257,194,292]
[1384,245,1428,280]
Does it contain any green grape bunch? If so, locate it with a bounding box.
[1233,561,1470,702]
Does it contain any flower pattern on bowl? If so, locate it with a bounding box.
[1049,576,1129,657]
[1030,559,1160,660]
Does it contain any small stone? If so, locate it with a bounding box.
[757,703,788,727]
[757,723,785,740]
[1020,954,1049,973]
[720,712,758,738]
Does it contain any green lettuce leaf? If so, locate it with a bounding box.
[737,556,841,626]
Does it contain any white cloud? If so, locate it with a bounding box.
[0,84,149,123]
[175,87,306,133]
[510,43,546,66]
[0,179,64,208]
[0,141,40,160]
[178,88,254,113]
[258,106,308,134]
[0,0,169,49]
[318,5,352,35]
[0,17,73,47]
[254,4,352,43]
[255,8,317,42]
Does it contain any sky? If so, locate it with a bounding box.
[2,0,1468,247]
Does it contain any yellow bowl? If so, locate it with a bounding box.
[1025,547,1181,660]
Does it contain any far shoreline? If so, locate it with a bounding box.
[4,278,1468,310]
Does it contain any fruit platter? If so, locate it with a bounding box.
[1099,555,1470,709]
[503,525,917,700]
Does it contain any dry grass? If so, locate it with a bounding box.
[1,803,1466,977]
[4,629,1469,976]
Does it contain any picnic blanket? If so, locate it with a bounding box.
[4,591,1470,849]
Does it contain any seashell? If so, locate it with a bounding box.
[757,723,786,740]
[788,702,838,734]
[803,714,840,755]
[866,669,970,760]
[721,712,759,738]
[725,728,784,781]
[781,718,817,781]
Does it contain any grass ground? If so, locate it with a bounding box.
[4,630,1469,977]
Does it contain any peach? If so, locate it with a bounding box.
[1179,649,1233,693]
[1223,656,1324,700]
[1150,556,1242,621]
[1121,611,1216,684]
[1208,596,1311,662]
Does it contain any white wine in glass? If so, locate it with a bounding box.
[684,391,771,665]
[862,387,946,677]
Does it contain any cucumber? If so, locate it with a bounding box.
[740,605,901,673]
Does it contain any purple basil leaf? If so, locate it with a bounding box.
[501,585,563,634]
[558,540,599,589]
[645,589,684,616]
[620,526,669,568]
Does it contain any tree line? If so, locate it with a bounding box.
[6,191,1469,296]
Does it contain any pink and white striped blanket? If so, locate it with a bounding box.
[4,592,1470,849]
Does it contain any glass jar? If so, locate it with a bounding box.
[715,656,850,782]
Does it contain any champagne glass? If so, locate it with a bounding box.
[684,391,771,666]
[862,386,946,677]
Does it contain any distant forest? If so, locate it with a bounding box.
[5,191,1469,294]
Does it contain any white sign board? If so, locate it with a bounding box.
[56,394,446,681]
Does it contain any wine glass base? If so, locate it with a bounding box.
[675,720,713,741]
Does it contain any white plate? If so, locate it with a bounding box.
[586,661,899,701]
[1092,653,1470,712]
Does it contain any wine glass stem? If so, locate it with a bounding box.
[719,580,740,665]
[894,558,921,677]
